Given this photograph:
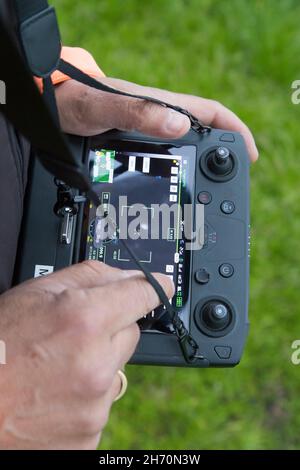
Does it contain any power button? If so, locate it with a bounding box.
[221,200,235,214]
[219,263,234,278]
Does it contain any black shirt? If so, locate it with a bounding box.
[0,0,31,293]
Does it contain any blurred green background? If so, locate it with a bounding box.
[53,0,300,450]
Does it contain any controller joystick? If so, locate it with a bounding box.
[200,145,238,182]
[215,147,230,164]
[201,301,230,330]
[194,299,235,337]
[207,146,233,176]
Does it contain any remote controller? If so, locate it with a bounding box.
[15,128,250,367]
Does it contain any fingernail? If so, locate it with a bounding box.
[166,110,188,134]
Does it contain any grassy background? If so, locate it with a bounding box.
[52,0,300,449]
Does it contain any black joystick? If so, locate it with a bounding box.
[215,146,230,163]
[207,146,233,176]
[202,301,230,330]
[195,299,234,336]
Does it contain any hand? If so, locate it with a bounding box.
[0,261,173,449]
[56,77,258,162]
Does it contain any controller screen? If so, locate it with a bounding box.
[82,144,196,334]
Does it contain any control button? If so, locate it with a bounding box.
[219,263,234,278]
[221,200,235,214]
[219,133,235,143]
[198,191,212,205]
[214,346,232,359]
[195,268,210,285]
[60,207,74,245]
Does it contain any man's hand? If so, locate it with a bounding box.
[0,261,173,450]
[56,77,258,162]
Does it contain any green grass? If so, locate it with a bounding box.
[52,0,300,450]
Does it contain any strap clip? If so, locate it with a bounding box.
[171,105,212,134]
[174,322,202,364]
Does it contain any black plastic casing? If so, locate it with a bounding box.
[14,129,250,368]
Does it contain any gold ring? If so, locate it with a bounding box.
[114,370,128,402]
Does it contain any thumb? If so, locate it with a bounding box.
[98,77,191,137]
[116,97,191,138]
[57,79,191,138]
[101,77,191,139]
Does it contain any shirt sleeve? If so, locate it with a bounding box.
[35,46,105,91]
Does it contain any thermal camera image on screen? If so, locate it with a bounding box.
[83,147,194,333]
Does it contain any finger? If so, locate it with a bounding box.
[28,261,141,293]
[111,323,140,367]
[109,370,127,403]
[74,374,124,447]
[101,77,258,162]
[84,272,175,334]
[76,81,191,138]
[77,324,139,391]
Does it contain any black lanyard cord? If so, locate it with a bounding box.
[58,59,211,135]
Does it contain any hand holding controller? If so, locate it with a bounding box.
[15,126,249,368]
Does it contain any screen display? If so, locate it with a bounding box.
[81,141,196,334]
